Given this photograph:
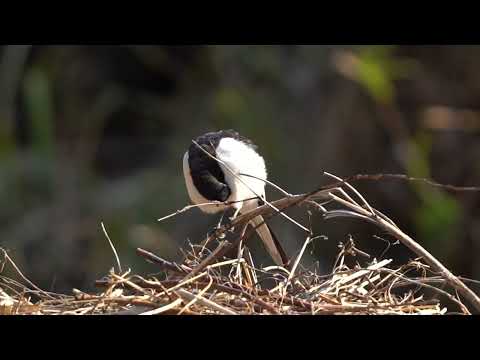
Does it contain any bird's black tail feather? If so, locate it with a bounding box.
[251,215,289,268]
[266,223,290,268]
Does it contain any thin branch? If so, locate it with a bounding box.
[0,248,55,300]
[101,222,123,274]
[239,173,292,196]
[140,299,183,316]
[321,176,480,313]
[157,198,258,223]
[181,241,230,281]
[175,288,238,315]
[378,269,470,314]
[350,173,480,193]
[375,217,480,312]
[324,172,376,216]
[136,248,190,274]
[286,236,312,290]
[178,275,214,315]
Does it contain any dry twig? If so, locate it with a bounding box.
[1,171,478,315]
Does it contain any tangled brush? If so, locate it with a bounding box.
[1,172,479,315]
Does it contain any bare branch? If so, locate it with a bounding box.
[101,222,123,274]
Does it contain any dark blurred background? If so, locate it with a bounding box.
[1,45,479,294]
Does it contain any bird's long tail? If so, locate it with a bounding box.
[250,215,289,267]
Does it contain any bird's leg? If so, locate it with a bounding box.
[209,210,228,240]
[231,207,241,221]
[227,207,242,233]
[216,211,226,230]
[244,247,259,289]
[234,223,248,283]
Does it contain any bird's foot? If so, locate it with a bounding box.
[207,226,226,240]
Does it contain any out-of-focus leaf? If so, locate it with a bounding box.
[406,132,433,179]
[415,189,462,256]
[357,54,395,104]
[346,46,418,105]
[406,131,461,255]
[415,189,461,257]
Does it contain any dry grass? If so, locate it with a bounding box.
[1,172,478,315]
[0,240,450,315]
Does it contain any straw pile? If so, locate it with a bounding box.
[0,242,449,315]
[1,172,478,315]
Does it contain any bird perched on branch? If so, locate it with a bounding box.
[182,129,288,267]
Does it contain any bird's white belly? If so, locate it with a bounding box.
[216,137,267,213]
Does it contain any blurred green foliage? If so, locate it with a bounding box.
[407,132,462,258]
[23,67,55,157]
[357,46,397,104]
[355,46,463,260]
[356,45,418,104]
[0,45,478,292]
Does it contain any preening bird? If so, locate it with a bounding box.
[182,130,288,267]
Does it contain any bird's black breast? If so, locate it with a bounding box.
[187,130,259,202]
[187,132,228,202]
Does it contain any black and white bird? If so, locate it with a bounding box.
[182,130,288,267]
